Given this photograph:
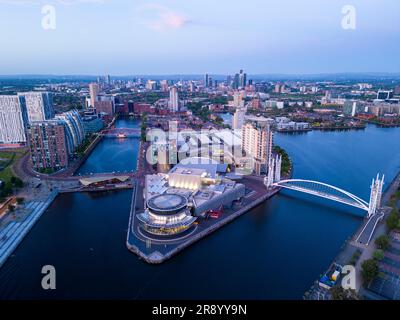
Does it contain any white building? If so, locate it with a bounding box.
[241,116,273,175]
[89,83,100,107]
[169,86,179,112]
[18,92,54,123]
[0,95,28,144]
[232,107,245,130]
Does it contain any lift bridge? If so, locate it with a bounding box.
[264,155,384,219]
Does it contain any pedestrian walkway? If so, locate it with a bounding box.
[0,191,58,268]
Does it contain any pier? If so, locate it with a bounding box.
[126,177,281,264]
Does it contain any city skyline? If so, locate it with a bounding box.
[0,0,399,75]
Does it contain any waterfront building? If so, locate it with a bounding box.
[55,110,85,150]
[18,92,54,124]
[82,115,104,134]
[242,116,273,175]
[28,110,84,170]
[169,86,179,112]
[343,100,365,116]
[89,83,100,107]
[141,157,245,236]
[137,193,197,236]
[367,103,400,116]
[0,95,28,145]
[28,120,70,170]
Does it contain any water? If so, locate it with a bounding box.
[76,119,140,175]
[0,123,400,299]
[220,112,233,126]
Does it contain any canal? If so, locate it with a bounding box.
[0,122,399,299]
[76,119,141,175]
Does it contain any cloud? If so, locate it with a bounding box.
[136,3,192,31]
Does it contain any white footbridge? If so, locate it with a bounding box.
[264,155,384,218]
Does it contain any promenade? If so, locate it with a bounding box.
[0,191,58,268]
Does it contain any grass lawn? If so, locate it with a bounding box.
[0,149,26,184]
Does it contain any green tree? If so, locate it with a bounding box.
[13,177,23,188]
[16,197,24,205]
[386,209,399,231]
[373,250,385,261]
[375,234,390,250]
[361,259,379,284]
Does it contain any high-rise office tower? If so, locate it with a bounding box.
[18,92,54,123]
[233,73,240,89]
[0,95,28,144]
[239,70,247,88]
[242,116,273,175]
[205,74,210,87]
[169,86,179,112]
[89,83,100,107]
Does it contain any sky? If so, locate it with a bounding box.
[0,0,399,75]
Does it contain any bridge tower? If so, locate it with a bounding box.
[264,154,282,188]
[275,155,282,183]
[368,174,384,218]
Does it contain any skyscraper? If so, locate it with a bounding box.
[89,83,100,107]
[205,74,210,87]
[233,73,240,89]
[239,70,247,88]
[18,92,54,123]
[0,95,28,144]
[169,86,179,112]
[242,116,273,175]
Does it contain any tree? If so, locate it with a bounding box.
[13,177,23,188]
[16,197,24,205]
[361,259,379,284]
[375,234,390,250]
[331,286,359,300]
[373,250,385,261]
[386,209,399,231]
[8,204,15,212]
